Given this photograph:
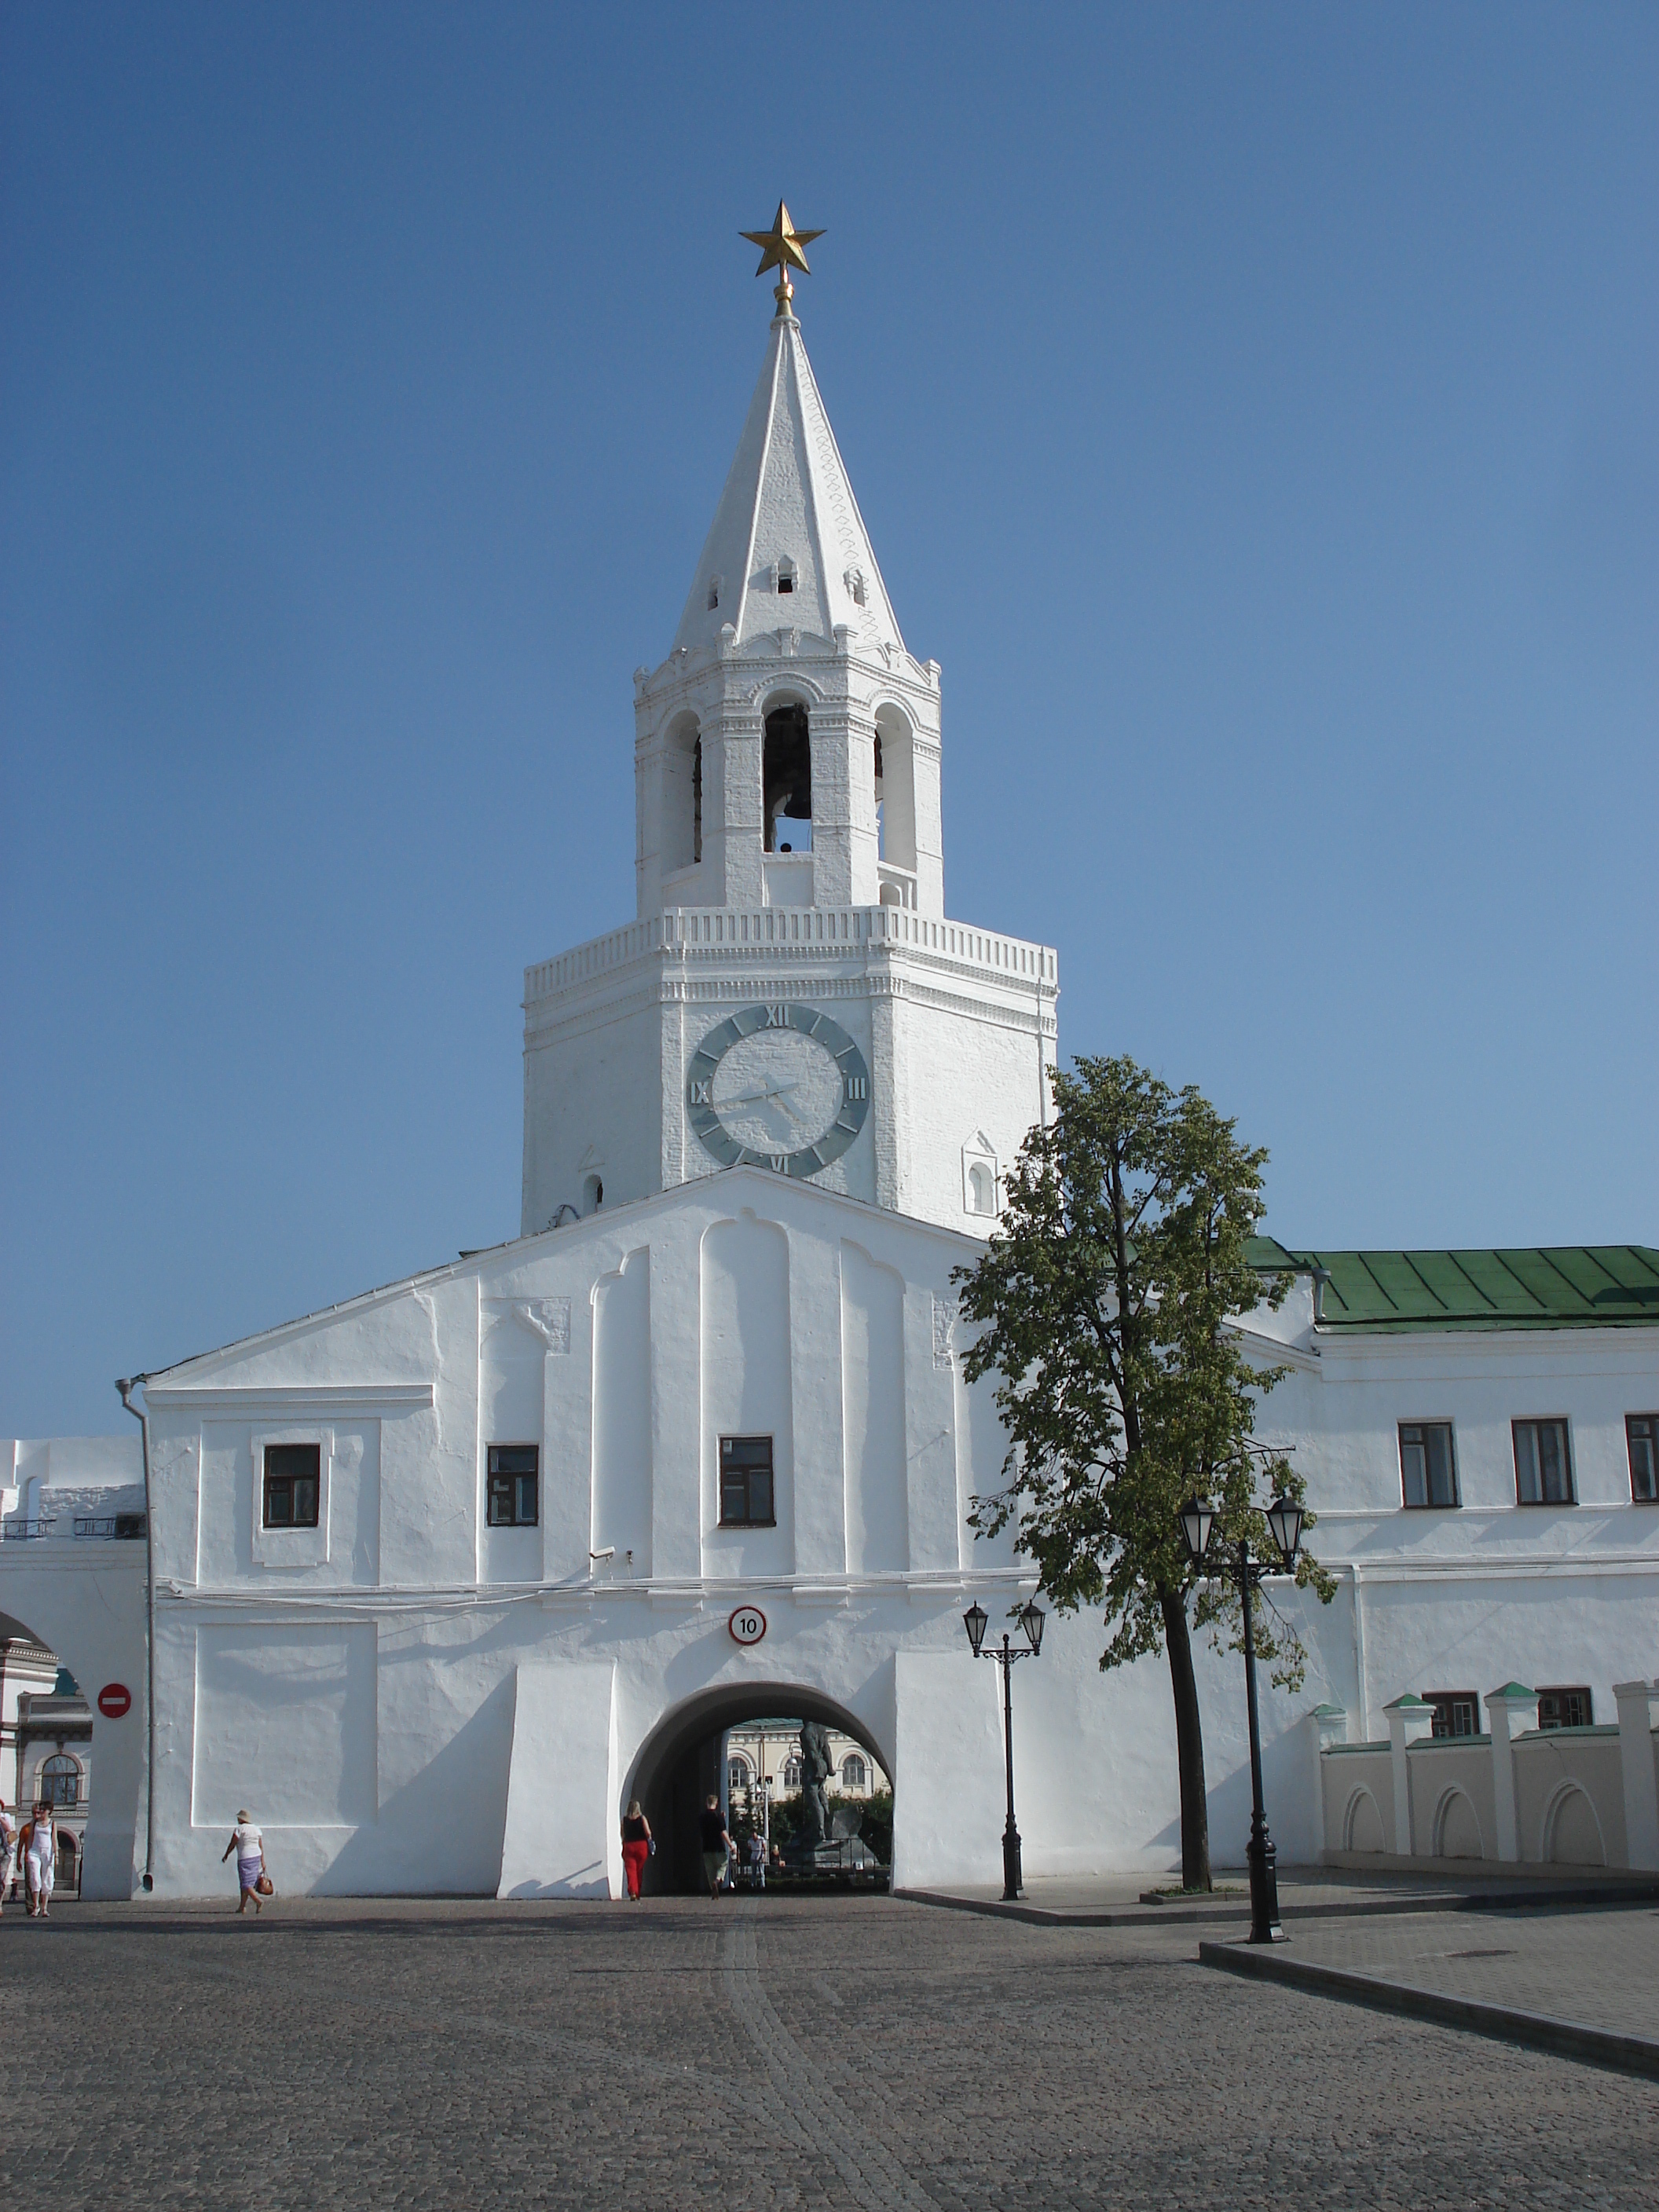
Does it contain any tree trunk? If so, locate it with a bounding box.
[1160,1588,1212,1892]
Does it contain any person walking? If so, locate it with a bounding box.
[698,1795,731,1899]
[0,1801,15,1914]
[748,1829,766,1892]
[620,1800,652,1900]
[222,1811,267,1914]
[24,1803,55,1919]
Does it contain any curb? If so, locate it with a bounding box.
[895,1877,1659,1932]
[1199,1939,1659,2082]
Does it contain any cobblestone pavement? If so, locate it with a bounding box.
[2,1895,1653,2210]
[1251,1900,1659,2042]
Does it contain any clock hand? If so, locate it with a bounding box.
[718,1080,801,1109]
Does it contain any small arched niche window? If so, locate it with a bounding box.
[706,576,723,612]
[776,557,797,595]
[583,1174,604,1214]
[963,1136,1000,1218]
[844,567,867,610]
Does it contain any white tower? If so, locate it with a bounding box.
[521,255,1057,1236]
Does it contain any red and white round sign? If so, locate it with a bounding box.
[727,1606,767,1646]
[97,1683,132,1719]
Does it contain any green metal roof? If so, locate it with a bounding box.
[1247,1238,1659,1332]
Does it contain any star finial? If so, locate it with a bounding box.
[740,200,825,317]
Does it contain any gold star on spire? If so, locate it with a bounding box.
[740,200,825,315]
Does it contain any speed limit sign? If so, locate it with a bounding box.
[728,1606,767,1646]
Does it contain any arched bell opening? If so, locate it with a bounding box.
[873,705,916,873]
[763,701,811,853]
[662,712,702,873]
[622,1680,890,1896]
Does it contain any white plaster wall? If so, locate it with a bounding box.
[197,1419,380,1588]
[522,991,664,1232]
[192,1622,376,1827]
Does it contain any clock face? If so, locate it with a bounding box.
[687,1004,871,1176]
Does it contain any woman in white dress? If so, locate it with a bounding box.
[24,1803,56,1919]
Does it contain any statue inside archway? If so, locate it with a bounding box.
[799,1720,833,1847]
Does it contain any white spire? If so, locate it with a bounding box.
[672,307,906,659]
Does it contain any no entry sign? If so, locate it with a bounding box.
[97,1683,132,1719]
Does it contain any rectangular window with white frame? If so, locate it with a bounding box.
[250,1426,334,1566]
[1514,1418,1574,1506]
[1398,1422,1459,1508]
[486,1445,539,1528]
[1627,1415,1658,1503]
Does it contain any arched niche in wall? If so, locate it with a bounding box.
[840,1240,908,1577]
[662,711,702,873]
[873,703,917,873]
[591,1248,651,1576]
[700,1213,793,1577]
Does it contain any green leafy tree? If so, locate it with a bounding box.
[955,1055,1335,1892]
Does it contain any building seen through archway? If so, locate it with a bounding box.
[623,1686,892,1896]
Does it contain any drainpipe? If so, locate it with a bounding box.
[115,1376,156,1892]
[1310,1269,1331,1327]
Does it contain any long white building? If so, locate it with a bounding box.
[4,268,1657,1900]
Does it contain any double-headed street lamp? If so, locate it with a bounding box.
[1177,1492,1306,1944]
[962,1595,1046,1901]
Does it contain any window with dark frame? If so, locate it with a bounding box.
[719,1435,775,1527]
[486,1445,539,1528]
[263,1442,321,1529]
[39,1753,80,1807]
[1514,1419,1574,1505]
[1628,1415,1658,1503]
[1426,1691,1481,1739]
[1399,1422,1459,1508]
[1537,1686,1594,1730]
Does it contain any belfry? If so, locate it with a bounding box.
[522,220,1057,1236]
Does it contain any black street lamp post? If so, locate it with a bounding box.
[962,1596,1045,1900]
[1176,1493,1306,1944]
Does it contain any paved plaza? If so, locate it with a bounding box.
[3,1892,1654,2210]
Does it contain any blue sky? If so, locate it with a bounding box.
[3,4,1655,1435]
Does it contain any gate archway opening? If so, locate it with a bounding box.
[624,1682,892,1896]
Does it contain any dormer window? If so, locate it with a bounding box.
[777,558,796,595]
[845,566,867,609]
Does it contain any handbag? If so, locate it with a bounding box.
[646,1837,657,1858]
[255,1870,274,1896]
